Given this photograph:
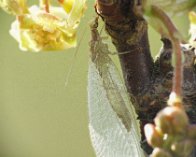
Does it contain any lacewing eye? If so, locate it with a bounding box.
[88,18,145,157]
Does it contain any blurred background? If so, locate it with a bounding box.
[0,1,190,157]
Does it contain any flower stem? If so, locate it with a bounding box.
[151,5,183,98]
[40,0,50,13]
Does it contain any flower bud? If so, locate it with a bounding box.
[171,140,194,157]
[167,92,182,108]
[144,124,164,148]
[155,106,189,134]
[151,148,172,157]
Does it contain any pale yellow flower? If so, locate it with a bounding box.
[9,0,86,52]
[0,0,28,15]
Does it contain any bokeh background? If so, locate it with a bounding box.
[0,1,190,157]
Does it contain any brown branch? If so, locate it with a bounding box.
[96,0,153,98]
[95,0,154,152]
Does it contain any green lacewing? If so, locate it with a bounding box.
[88,17,146,157]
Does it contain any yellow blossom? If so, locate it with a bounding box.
[9,0,86,52]
[0,0,28,15]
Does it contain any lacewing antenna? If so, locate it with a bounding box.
[64,27,87,87]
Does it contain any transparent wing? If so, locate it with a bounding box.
[88,18,146,157]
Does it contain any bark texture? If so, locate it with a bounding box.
[95,0,196,155]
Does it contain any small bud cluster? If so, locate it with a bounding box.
[144,92,196,157]
[0,0,86,52]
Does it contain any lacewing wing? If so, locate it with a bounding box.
[88,18,146,157]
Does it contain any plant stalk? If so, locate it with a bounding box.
[151,5,183,101]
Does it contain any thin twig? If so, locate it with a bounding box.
[151,5,183,98]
